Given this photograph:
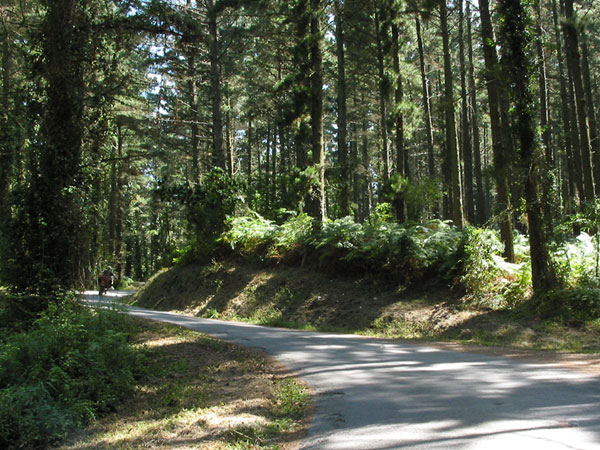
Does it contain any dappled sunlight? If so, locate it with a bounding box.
[317,419,598,450]
[199,399,272,430]
[80,293,600,449]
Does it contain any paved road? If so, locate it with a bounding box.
[84,291,600,449]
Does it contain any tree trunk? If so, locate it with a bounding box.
[563,0,595,200]
[536,0,552,164]
[551,0,576,210]
[480,0,515,261]
[272,121,277,208]
[188,53,201,183]
[581,34,600,192]
[466,2,485,224]
[361,119,372,222]
[374,2,390,183]
[292,0,310,173]
[459,0,474,224]
[247,117,253,184]
[498,0,558,293]
[266,120,271,209]
[207,0,225,170]
[0,22,13,216]
[334,0,350,217]
[225,94,234,176]
[32,0,87,289]
[308,0,325,221]
[392,21,406,222]
[416,16,435,178]
[440,0,463,228]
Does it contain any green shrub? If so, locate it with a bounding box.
[317,216,363,250]
[554,232,600,287]
[0,298,144,449]
[460,227,532,309]
[221,208,464,285]
[537,287,600,324]
[222,212,278,254]
[270,212,313,256]
[0,384,74,449]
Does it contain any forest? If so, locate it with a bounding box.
[2,0,600,298]
[1,0,600,446]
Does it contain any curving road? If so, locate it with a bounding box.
[83,291,600,450]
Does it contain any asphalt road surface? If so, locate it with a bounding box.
[83,291,600,449]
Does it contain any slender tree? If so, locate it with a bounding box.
[466,0,485,224]
[415,15,436,178]
[459,0,474,223]
[480,0,515,261]
[334,0,351,217]
[392,15,406,222]
[563,0,595,200]
[440,0,463,227]
[207,0,226,170]
[498,0,558,293]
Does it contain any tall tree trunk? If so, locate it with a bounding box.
[536,0,552,164]
[480,0,515,261]
[466,1,485,224]
[563,0,595,200]
[266,120,271,209]
[361,118,372,221]
[272,120,277,208]
[498,0,558,293]
[308,0,325,221]
[0,21,13,216]
[351,120,360,221]
[392,21,406,222]
[188,53,201,183]
[108,123,122,259]
[114,125,125,282]
[293,0,310,173]
[581,34,600,191]
[551,0,576,210]
[459,0,474,223]
[225,94,234,176]
[334,0,350,217]
[207,0,225,170]
[25,0,88,289]
[247,117,253,184]
[440,0,463,228]
[416,16,435,178]
[374,2,390,183]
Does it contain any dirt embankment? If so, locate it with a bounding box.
[132,257,600,376]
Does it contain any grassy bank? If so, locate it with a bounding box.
[131,257,600,354]
[60,318,310,450]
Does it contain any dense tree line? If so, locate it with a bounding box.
[1,0,599,297]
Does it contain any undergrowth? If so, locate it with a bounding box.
[218,205,600,323]
[0,295,144,449]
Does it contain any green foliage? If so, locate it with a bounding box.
[159,168,245,245]
[275,379,310,418]
[460,227,532,309]
[0,383,74,449]
[554,232,600,287]
[270,212,314,255]
[222,210,314,258]
[537,287,600,324]
[0,298,144,449]
[555,200,600,284]
[318,216,363,250]
[222,212,279,254]
[223,207,464,285]
[383,175,444,221]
